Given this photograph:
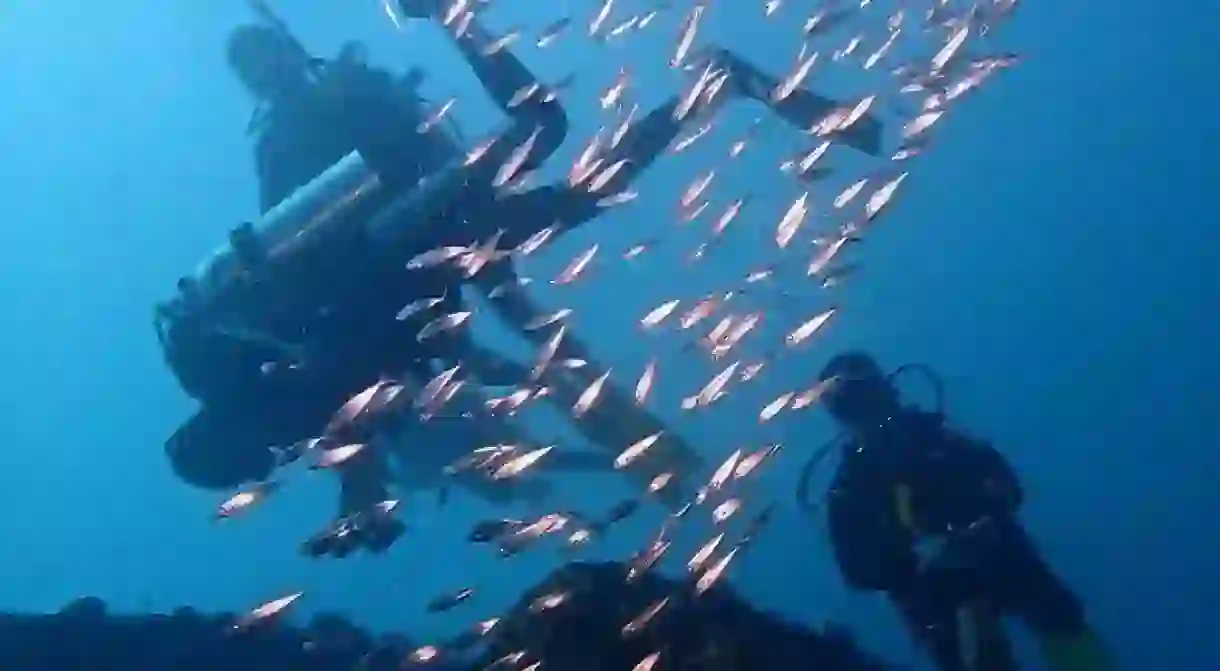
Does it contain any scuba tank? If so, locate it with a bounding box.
[162,2,468,326]
[155,1,475,398]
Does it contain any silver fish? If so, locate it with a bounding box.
[417,311,472,342]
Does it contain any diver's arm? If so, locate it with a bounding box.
[473,267,598,362]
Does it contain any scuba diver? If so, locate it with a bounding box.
[157,1,631,549]
[158,2,564,552]
[803,352,1115,671]
[157,0,884,553]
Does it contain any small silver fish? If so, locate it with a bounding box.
[634,359,657,405]
[786,308,836,346]
[395,294,446,321]
[216,480,278,520]
[622,596,669,637]
[407,245,469,269]
[417,311,472,342]
[426,587,475,613]
[537,16,572,48]
[310,443,365,470]
[694,547,738,595]
[491,446,553,480]
[524,308,573,331]
[233,592,303,631]
[615,431,662,469]
[573,370,612,417]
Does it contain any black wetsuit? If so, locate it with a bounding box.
[826,411,1086,671]
[162,54,471,506]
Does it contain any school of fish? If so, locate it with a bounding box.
[224,0,1022,667]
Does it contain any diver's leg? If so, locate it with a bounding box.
[536,50,880,223]
[557,98,701,206]
[302,443,404,557]
[460,340,534,386]
[986,518,1115,671]
[337,445,405,555]
[910,559,1020,671]
[337,447,392,516]
[531,68,877,241]
[386,385,556,508]
[464,253,609,368]
[473,261,599,364]
[552,374,703,509]
[416,300,534,386]
[581,47,885,190]
[462,94,712,250]
[703,47,883,155]
[466,260,703,508]
[467,99,709,252]
[892,585,972,671]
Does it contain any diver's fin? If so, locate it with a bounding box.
[166,406,278,490]
[1038,627,1117,671]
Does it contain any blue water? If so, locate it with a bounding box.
[2,1,1218,669]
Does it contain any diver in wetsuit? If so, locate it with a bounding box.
[159,7,585,551]
[158,20,501,552]
[814,352,1114,671]
[160,0,885,547]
